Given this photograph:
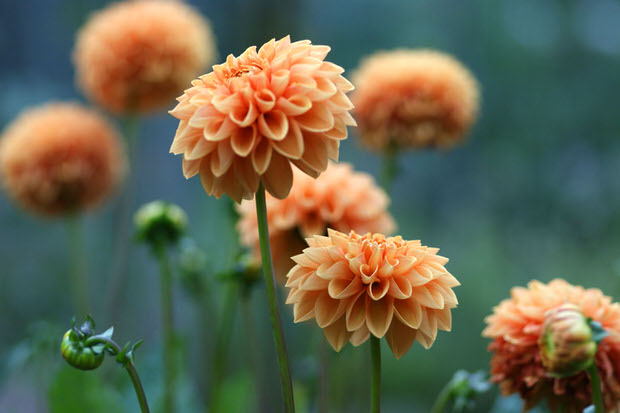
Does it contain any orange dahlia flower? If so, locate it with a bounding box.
[285,229,459,358]
[483,279,620,412]
[237,162,395,281]
[74,0,215,113]
[352,50,479,151]
[169,36,356,202]
[0,103,126,216]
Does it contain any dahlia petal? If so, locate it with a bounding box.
[315,292,347,328]
[170,122,201,154]
[255,89,276,112]
[291,253,319,268]
[346,291,367,332]
[271,69,290,96]
[233,157,260,194]
[322,316,351,352]
[296,103,334,132]
[212,92,243,115]
[211,142,234,177]
[300,272,330,291]
[304,247,333,265]
[292,159,321,178]
[385,318,417,359]
[276,95,312,116]
[170,101,195,120]
[434,307,452,331]
[306,77,338,101]
[300,134,329,172]
[186,137,218,160]
[291,57,323,74]
[285,288,304,304]
[393,298,423,329]
[294,291,320,322]
[328,276,363,299]
[221,169,248,202]
[333,75,354,92]
[182,158,201,178]
[337,110,357,127]
[317,62,344,76]
[285,265,312,287]
[350,324,370,346]
[326,139,339,161]
[419,310,438,340]
[251,138,272,175]
[316,260,350,280]
[309,45,331,60]
[368,279,390,301]
[323,118,348,140]
[388,276,413,299]
[199,159,217,197]
[306,235,332,248]
[261,152,293,199]
[230,125,257,157]
[259,111,288,141]
[416,331,434,349]
[410,286,443,309]
[230,101,258,127]
[366,295,394,338]
[189,105,220,128]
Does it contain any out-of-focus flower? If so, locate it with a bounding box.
[237,162,395,281]
[169,35,356,202]
[352,50,479,152]
[285,229,459,358]
[134,200,188,247]
[74,0,215,113]
[483,279,620,412]
[0,103,125,216]
[539,303,597,378]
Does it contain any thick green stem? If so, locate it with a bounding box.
[208,281,238,412]
[430,380,452,413]
[255,184,295,413]
[379,144,399,196]
[66,216,90,316]
[105,115,141,322]
[370,336,381,413]
[155,244,175,413]
[588,364,604,413]
[85,336,150,413]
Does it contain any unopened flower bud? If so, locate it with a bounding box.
[134,201,187,247]
[60,317,104,371]
[538,303,597,378]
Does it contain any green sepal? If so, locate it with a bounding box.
[588,319,609,344]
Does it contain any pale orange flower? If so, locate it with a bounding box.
[483,279,620,412]
[285,229,459,358]
[237,162,395,281]
[0,103,126,216]
[352,50,479,151]
[169,36,356,202]
[74,0,215,113]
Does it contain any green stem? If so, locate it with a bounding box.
[588,364,604,413]
[255,184,295,413]
[208,281,238,413]
[85,336,150,413]
[66,215,90,316]
[430,380,452,413]
[105,115,141,322]
[370,336,381,413]
[155,244,175,413]
[379,144,399,196]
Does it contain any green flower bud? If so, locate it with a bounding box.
[134,201,187,246]
[61,329,104,371]
[538,303,597,378]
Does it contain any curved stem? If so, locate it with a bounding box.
[105,115,141,322]
[430,380,452,413]
[370,336,381,413]
[379,144,399,196]
[255,184,295,413]
[208,281,238,412]
[588,364,604,413]
[66,215,90,316]
[155,244,175,413]
[84,336,150,413]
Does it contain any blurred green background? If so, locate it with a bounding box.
[2,0,620,411]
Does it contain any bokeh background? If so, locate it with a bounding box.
[2,0,620,412]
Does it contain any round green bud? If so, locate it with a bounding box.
[60,329,104,371]
[134,200,188,246]
[538,303,597,378]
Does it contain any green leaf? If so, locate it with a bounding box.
[48,365,127,413]
[100,327,114,340]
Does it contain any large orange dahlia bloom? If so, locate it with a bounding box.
[483,279,620,412]
[169,36,356,202]
[285,229,459,358]
[237,162,395,281]
[74,0,215,113]
[352,50,479,151]
[0,103,126,216]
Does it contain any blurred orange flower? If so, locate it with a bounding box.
[74,0,215,113]
[352,50,479,151]
[169,36,356,202]
[237,162,395,281]
[0,103,126,216]
[285,229,459,358]
[483,279,620,412]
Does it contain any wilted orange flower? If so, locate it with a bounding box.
[0,103,126,216]
[483,279,620,412]
[169,35,356,202]
[74,0,215,113]
[352,50,479,151]
[237,162,395,281]
[285,229,459,358]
